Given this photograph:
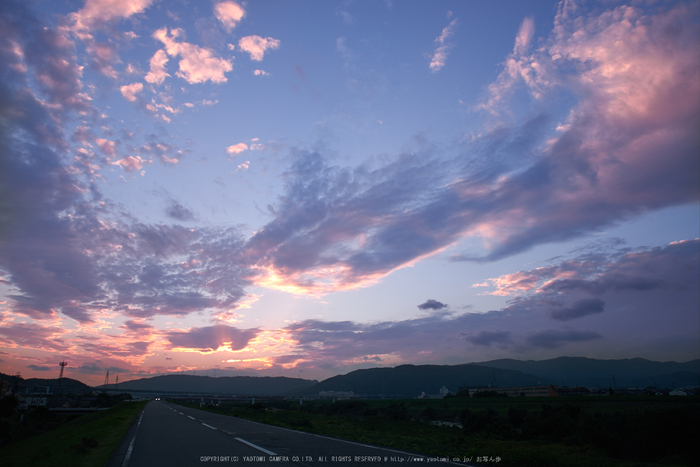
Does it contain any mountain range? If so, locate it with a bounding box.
[110,374,316,395]
[3,357,698,397]
[473,357,700,389]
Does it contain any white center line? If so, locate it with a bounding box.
[202,423,217,430]
[235,437,277,456]
[121,409,144,467]
[188,415,195,420]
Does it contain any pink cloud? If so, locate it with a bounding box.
[479,16,544,112]
[226,142,248,155]
[113,155,148,172]
[96,138,117,158]
[153,28,232,84]
[71,0,155,39]
[120,82,143,101]
[0,323,72,352]
[144,49,170,85]
[87,41,120,79]
[214,1,245,32]
[429,18,457,72]
[238,35,280,61]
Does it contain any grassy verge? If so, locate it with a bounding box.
[175,397,699,467]
[0,401,147,467]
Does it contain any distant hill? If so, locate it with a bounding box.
[473,357,700,388]
[0,373,91,393]
[109,374,317,395]
[303,364,545,397]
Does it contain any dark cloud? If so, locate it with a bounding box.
[76,363,104,375]
[489,240,699,327]
[526,329,602,349]
[549,298,605,321]
[27,365,51,371]
[464,330,512,347]
[417,299,447,311]
[165,325,260,352]
[281,313,465,367]
[278,240,699,370]
[165,199,196,222]
[123,320,154,332]
[75,363,131,375]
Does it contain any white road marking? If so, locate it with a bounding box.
[122,409,145,467]
[202,423,218,430]
[235,437,277,456]
[230,417,464,465]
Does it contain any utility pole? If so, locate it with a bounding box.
[58,361,67,395]
[12,372,21,395]
[104,370,109,393]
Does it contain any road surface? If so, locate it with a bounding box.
[109,400,474,467]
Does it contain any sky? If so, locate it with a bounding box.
[0,0,698,386]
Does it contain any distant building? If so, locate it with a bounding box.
[418,385,451,399]
[470,385,559,397]
[557,386,591,397]
[18,395,48,410]
[319,391,354,399]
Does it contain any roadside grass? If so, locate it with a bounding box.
[0,401,147,467]
[175,396,699,467]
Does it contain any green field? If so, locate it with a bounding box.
[0,400,146,467]
[177,396,700,467]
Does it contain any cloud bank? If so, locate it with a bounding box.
[0,0,697,381]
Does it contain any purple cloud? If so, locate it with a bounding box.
[242,3,699,294]
[76,363,130,375]
[464,330,513,347]
[165,199,196,222]
[417,299,447,311]
[492,239,699,325]
[0,323,71,352]
[549,298,605,321]
[526,329,602,349]
[165,325,260,352]
[275,240,699,372]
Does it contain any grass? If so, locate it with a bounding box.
[174,396,699,467]
[0,401,147,467]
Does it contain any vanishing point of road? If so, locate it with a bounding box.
[108,400,474,467]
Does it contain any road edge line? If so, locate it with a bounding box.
[121,407,145,467]
[234,437,277,456]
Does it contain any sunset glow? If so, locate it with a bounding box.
[0,0,698,386]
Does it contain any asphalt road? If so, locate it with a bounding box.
[111,400,472,467]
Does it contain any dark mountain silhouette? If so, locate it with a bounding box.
[107,374,317,395]
[301,363,545,397]
[472,357,700,388]
[0,373,91,393]
[5,357,697,398]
